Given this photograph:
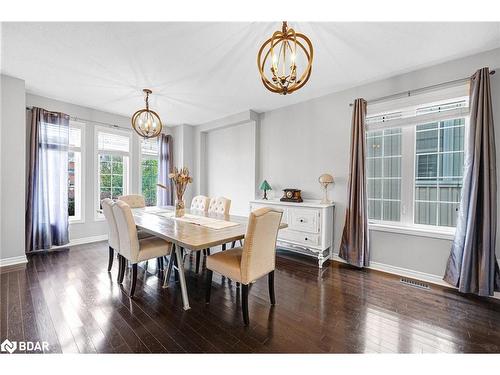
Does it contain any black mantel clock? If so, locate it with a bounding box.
[280,189,303,203]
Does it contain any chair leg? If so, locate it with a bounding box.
[130,264,138,297]
[205,269,213,304]
[222,243,226,252]
[231,241,236,248]
[157,257,164,273]
[163,253,175,288]
[117,255,127,284]
[195,251,201,273]
[268,271,276,305]
[108,246,114,272]
[206,248,211,255]
[242,284,249,326]
[122,256,127,283]
[117,254,123,282]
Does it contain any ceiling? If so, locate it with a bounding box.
[2,22,500,125]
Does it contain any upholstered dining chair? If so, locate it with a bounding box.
[188,196,234,273]
[190,195,210,212]
[101,198,119,274]
[112,200,172,297]
[205,207,283,325]
[118,194,146,208]
[117,194,163,270]
[208,197,242,250]
[208,196,231,215]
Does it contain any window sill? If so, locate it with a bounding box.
[368,222,455,240]
[69,218,85,225]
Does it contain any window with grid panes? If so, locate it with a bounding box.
[365,89,468,231]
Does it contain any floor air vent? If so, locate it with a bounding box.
[400,277,430,290]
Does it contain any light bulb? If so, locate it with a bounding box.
[272,53,278,69]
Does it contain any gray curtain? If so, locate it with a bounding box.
[157,133,174,206]
[444,67,500,296]
[26,107,70,252]
[339,98,369,267]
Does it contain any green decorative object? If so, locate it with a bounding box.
[259,180,272,200]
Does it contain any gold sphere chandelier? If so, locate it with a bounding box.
[257,21,314,95]
[131,89,163,139]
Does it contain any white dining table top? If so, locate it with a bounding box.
[131,206,287,251]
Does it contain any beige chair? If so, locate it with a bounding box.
[190,195,210,212]
[208,196,231,215]
[101,198,119,274]
[118,194,146,208]
[118,194,159,275]
[112,200,172,297]
[205,207,283,325]
[190,196,233,273]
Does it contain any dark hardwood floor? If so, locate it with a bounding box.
[1,241,500,353]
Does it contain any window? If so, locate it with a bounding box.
[367,128,402,222]
[366,87,469,232]
[68,122,84,222]
[414,119,464,227]
[140,138,159,206]
[95,127,131,215]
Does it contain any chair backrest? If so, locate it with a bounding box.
[118,194,146,208]
[208,196,231,215]
[240,207,283,284]
[112,200,140,262]
[190,195,210,212]
[101,198,119,251]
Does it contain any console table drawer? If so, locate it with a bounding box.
[280,229,320,246]
[288,208,319,233]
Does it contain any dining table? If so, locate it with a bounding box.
[129,205,287,310]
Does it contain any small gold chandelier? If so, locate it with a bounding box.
[257,21,313,95]
[131,89,163,138]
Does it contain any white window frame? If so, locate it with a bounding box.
[366,95,469,239]
[138,137,160,206]
[68,120,85,224]
[94,125,131,221]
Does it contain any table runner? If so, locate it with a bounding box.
[157,212,241,230]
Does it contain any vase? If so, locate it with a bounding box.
[174,198,185,218]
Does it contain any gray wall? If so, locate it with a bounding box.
[258,47,500,277]
[206,123,255,215]
[0,75,26,261]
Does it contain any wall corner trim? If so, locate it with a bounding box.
[51,234,108,249]
[0,255,28,268]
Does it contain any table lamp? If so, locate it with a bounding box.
[318,174,334,204]
[259,180,272,200]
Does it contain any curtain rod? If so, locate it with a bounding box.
[349,70,496,107]
[25,106,126,130]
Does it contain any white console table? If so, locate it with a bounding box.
[250,199,335,268]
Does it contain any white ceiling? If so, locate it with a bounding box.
[2,22,500,125]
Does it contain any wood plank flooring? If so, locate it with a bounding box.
[1,241,500,353]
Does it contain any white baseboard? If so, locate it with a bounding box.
[331,254,500,299]
[0,255,28,268]
[51,234,108,249]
